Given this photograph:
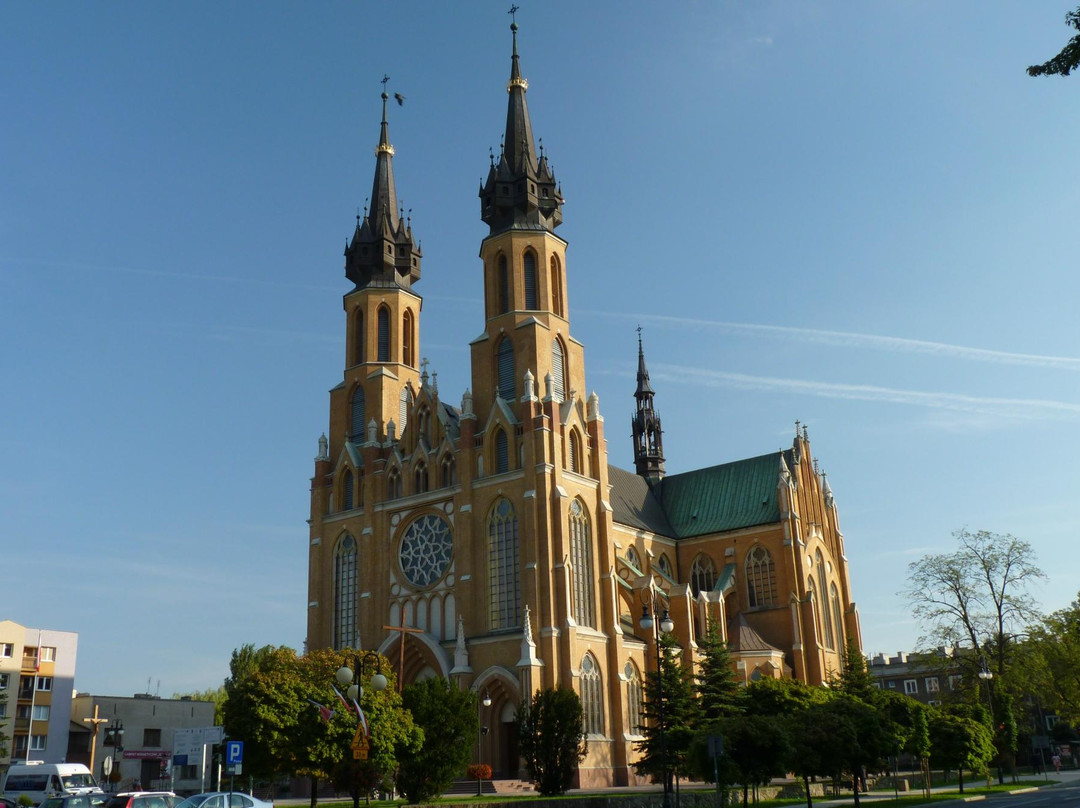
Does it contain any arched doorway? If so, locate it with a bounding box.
[473,669,521,780]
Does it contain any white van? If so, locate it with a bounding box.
[2,763,103,806]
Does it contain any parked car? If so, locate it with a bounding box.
[2,798,21,808]
[102,793,177,808]
[174,795,271,808]
[36,796,107,808]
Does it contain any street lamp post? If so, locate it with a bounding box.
[640,587,675,808]
[105,720,125,792]
[978,656,1002,785]
[476,691,492,795]
[336,653,388,763]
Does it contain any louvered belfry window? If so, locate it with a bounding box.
[495,428,509,474]
[377,307,390,362]
[497,338,514,401]
[399,388,410,434]
[524,251,537,310]
[552,338,565,402]
[498,255,510,314]
[354,309,364,365]
[350,386,365,441]
[568,430,580,473]
[550,255,564,317]
[342,469,354,511]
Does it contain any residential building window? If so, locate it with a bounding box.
[569,499,595,628]
[888,681,897,689]
[745,545,777,607]
[13,736,27,754]
[30,735,47,751]
[626,662,643,736]
[580,653,603,736]
[350,386,366,441]
[333,535,358,650]
[949,675,962,690]
[39,647,55,663]
[523,250,538,310]
[903,679,918,695]
[143,728,162,747]
[0,643,12,658]
[36,676,52,691]
[31,705,50,721]
[0,673,8,689]
[487,498,521,630]
[181,765,198,780]
[496,337,514,401]
[925,677,940,693]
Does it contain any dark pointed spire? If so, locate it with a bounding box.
[632,327,665,484]
[345,81,422,289]
[480,17,563,235]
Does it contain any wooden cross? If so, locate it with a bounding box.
[382,622,425,691]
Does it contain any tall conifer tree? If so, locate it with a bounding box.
[696,618,744,721]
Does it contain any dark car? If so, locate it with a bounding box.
[102,794,177,808]
[1,798,20,808]
[37,797,107,808]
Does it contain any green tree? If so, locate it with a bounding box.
[634,633,700,793]
[517,687,587,796]
[1022,592,1080,725]
[695,619,744,722]
[743,675,826,718]
[396,677,477,803]
[1028,6,1080,76]
[717,714,790,808]
[903,529,1044,677]
[836,637,874,702]
[929,712,994,793]
[0,687,9,759]
[787,702,856,808]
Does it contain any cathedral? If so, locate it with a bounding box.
[306,21,860,788]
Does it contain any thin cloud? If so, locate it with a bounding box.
[580,309,1080,372]
[650,364,1080,420]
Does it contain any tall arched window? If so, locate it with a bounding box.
[377,306,390,362]
[523,250,538,310]
[656,554,673,580]
[626,661,644,735]
[350,386,366,442]
[580,653,603,736]
[414,462,428,494]
[816,550,835,649]
[691,554,716,596]
[497,337,515,401]
[353,309,364,366]
[441,454,456,487]
[487,498,521,630]
[333,535,357,650]
[807,576,824,643]
[746,546,777,607]
[498,254,510,314]
[342,469,354,511]
[495,428,509,474]
[568,430,581,473]
[387,467,401,500]
[830,582,845,650]
[551,338,566,402]
[625,546,640,570]
[570,499,595,628]
[402,309,415,367]
[550,255,564,317]
[399,387,410,434]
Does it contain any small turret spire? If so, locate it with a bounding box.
[632,327,665,484]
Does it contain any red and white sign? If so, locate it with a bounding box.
[122,750,172,760]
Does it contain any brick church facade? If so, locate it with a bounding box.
[306,21,861,787]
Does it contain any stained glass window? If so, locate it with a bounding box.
[399,514,454,589]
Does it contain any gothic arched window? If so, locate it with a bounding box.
[580,653,603,736]
[350,386,365,442]
[498,254,510,314]
[387,467,402,500]
[656,553,673,580]
[377,306,390,362]
[746,545,777,608]
[342,469,354,511]
[551,338,566,402]
[414,462,428,494]
[830,582,845,650]
[441,454,456,487]
[487,498,521,630]
[625,546,640,571]
[399,387,410,434]
[496,337,515,401]
[333,534,357,650]
[807,576,824,643]
[550,255,564,317]
[570,499,595,628]
[495,428,509,474]
[691,554,716,596]
[626,661,643,736]
[568,429,581,474]
[524,250,538,310]
[402,308,415,367]
[816,550,835,649]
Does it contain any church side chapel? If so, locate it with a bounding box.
[306,19,860,788]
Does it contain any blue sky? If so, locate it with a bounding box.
[3,2,1078,698]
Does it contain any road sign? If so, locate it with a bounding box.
[351,727,370,760]
[103,756,113,776]
[225,741,243,765]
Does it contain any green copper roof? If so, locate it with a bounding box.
[657,451,789,539]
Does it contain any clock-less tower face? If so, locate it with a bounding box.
[398,513,453,589]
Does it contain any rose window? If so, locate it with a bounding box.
[398,514,454,588]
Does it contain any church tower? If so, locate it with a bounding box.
[631,332,665,484]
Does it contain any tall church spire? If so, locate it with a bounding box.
[632,330,665,483]
[346,86,422,289]
[479,19,563,235]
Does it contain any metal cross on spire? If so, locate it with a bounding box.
[508,4,519,23]
[381,73,390,91]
